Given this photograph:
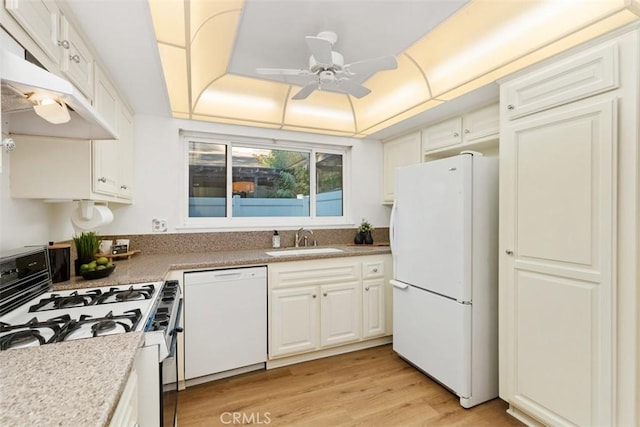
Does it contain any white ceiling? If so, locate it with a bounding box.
[64,1,638,140]
[229,0,468,87]
[65,0,480,137]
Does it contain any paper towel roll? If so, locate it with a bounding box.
[71,204,114,230]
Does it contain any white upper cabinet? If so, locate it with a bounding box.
[382,131,421,204]
[421,116,463,151]
[5,0,95,99]
[421,103,499,156]
[5,0,61,64]
[92,66,134,201]
[461,103,500,142]
[503,42,619,120]
[59,14,94,98]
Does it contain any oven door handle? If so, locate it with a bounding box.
[167,298,183,359]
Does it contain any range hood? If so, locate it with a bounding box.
[1,49,118,140]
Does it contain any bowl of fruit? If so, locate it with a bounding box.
[80,256,115,280]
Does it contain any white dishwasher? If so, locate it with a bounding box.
[184,266,267,384]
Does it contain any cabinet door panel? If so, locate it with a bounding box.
[6,0,60,63]
[421,117,462,151]
[118,107,134,199]
[513,271,596,426]
[462,103,499,142]
[60,16,94,98]
[270,287,318,357]
[320,282,361,347]
[504,43,618,120]
[362,279,385,338]
[382,132,421,203]
[500,97,615,425]
[93,139,119,195]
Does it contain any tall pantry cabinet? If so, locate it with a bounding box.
[498,26,640,426]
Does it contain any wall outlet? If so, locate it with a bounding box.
[152,218,167,232]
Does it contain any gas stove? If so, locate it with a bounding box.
[0,246,181,360]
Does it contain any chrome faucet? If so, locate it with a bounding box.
[295,228,314,247]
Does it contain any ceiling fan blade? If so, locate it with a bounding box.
[292,82,318,100]
[344,56,398,75]
[305,36,333,65]
[337,79,371,98]
[256,68,310,76]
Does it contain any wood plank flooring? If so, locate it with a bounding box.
[177,344,523,426]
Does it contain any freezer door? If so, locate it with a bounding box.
[392,280,471,398]
[393,156,472,301]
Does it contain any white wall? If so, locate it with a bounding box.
[43,115,390,239]
[0,147,51,251]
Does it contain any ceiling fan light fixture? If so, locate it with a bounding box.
[257,30,397,100]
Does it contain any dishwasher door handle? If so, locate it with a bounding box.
[210,272,244,280]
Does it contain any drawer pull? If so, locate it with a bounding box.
[507,104,515,110]
[58,40,70,49]
[98,177,107,183]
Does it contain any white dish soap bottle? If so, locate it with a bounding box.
[272,230,281,248]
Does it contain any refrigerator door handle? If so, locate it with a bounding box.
[389,202,397,254]
[390,279,409,290]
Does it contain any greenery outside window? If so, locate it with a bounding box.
[186,134,348,226]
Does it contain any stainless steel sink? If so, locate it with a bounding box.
[265,247,344,257]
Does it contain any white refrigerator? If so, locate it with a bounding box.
[390,153,498,408]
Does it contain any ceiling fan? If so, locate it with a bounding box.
[256,31,398,100]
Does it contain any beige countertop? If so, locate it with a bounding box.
[0,332,143,427]
[2,245,391,425]
[55,244,391,290]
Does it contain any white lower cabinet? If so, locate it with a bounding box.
[269,254,392,361]
[362,278,385,338]
[271,286,319,356]
[320,281,361,347]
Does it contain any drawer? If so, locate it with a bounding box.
[362,261,384,279]
[503,42,619,120]
[270,260,360,288]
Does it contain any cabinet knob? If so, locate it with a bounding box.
[70,54,81,64]
[323,292,327,297]
[58,40,70,49]
[365,287,369,291]
[507,104,515,110]
[98,177,107,183]
[372,268,378,273]
[464,129,470,134]
[312,294,317,298]
[505,250,514,255]
[120,185,128,190]
[453,132,459,137]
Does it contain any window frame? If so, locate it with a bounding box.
[180,131,351,229]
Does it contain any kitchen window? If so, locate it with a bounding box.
[185,133,348,227]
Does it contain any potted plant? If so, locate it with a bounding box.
[72,231,99,275]
[355,219,374,245]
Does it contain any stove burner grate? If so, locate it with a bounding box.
[96,285,155,304]
[58,309,142,341]
[28,290,102,312]
[0,315,72,350]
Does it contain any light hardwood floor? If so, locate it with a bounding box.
[177,344,523,426]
